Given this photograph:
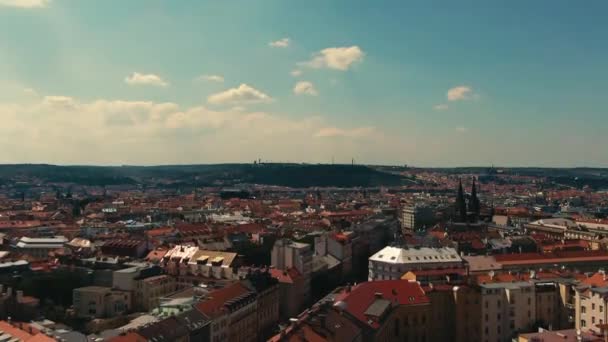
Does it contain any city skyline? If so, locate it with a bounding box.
[1,0,607,167]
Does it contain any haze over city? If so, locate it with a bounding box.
[1,0,607,166]
[3,2,608,342]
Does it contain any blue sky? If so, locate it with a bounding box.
[0,0,606,166]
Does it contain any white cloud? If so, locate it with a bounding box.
[207,83,273,105]
[455,126,467,133]
[124,72,168,87]
[42,95,78,110]
[315,126,375,138]
[300,46,364,71]
[447,86,473,101]
[0,0,49,8]
[269,38,290,48]
[196,74,224,83]
[434,104,448,111]
[293,81,318,96]
[290,69,302,77]
[23,88,37,96]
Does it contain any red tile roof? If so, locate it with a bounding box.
[270,267,301,284]
[334,280,429,329]
[108,332,147,342]
[581,272,608,288]
[146,227,175,237]
[0,321,56,341]
[195,282,251,317]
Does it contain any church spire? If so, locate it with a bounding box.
[456,178,467,222]
[470,177,481,218]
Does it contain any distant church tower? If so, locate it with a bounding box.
[455,179,467,222]
[469,178,481,219]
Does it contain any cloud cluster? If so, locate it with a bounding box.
[208,84,272,105]
[197,75,224,83]
[0,0,49,8]
[301,46,364,71]
[124,72,169,87]
[269,38,290,48]
[293,81,318,96]
[447,86,473,101]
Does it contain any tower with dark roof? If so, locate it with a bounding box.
[470,177,481,218]
[455,179,467,222]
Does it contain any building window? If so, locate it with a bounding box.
[528,310,531,318]
[497,314,501,320]
[601,306,604,313]
[485,314,488,322]
[485,300,488,309]
[497,300,501,307]
[510,320,515,329]
[497,326,501,334]
[485,326,488,334]
[581,320,586,327]
[593,303,596,310]
[582,306,586,314]
[528,297,531,305]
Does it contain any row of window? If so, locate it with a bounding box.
[581,304,604,313]
[581,316,604,327]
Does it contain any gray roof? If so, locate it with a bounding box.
[364,298,392,318]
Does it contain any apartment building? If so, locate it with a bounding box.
[400,204,435,235]
[11,236,68,258]
[73,286,131,319]
[368,246,463,281]
[134,274,177,312]
[187,249,238,279]
[575,271,608,334]
[271,239,313,304]
[195,282,258,342]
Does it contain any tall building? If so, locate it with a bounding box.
[400,204,435,235]
[271,239,313,305]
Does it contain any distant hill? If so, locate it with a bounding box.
[0,163,407,188]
